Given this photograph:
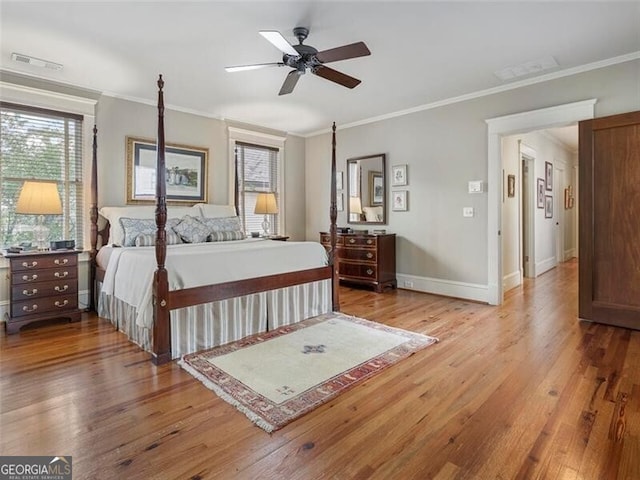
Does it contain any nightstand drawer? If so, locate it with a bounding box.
[320,233,344,246]
[339,262,377,279]
[340,248,377,263]
[12,267,77,285]
[343,236,377,247]
[11,294,79,319]
[10,254,77,272]
[12,279,78,302]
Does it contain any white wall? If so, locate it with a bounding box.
[305,59,640,302]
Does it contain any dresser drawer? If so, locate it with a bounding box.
[320,233,344,246]
[10,254,77,272]
[12,267,77,285]
[340,248,377,263]
[11,293,79,319]
[342,236,377,247]
[339,262,378,279]
[12,279,79,302]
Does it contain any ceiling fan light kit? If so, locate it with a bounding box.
[226,27,370,95]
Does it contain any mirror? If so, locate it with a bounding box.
[347,153,386,225]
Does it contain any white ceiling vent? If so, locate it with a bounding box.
[11,52,63,71]
[494,56,558,81]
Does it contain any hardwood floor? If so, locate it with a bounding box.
[1,259,638,479]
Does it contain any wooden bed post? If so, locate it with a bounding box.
[152,74,171,365]
[89,125,98,311]
[329,122,340,311]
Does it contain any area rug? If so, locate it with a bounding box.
[179,312,438,432]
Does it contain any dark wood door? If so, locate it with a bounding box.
[579,111,640,329]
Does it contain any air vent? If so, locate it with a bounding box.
[494,56,558,81]
[11,52,63,71]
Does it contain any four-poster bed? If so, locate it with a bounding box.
[89,75,340,365]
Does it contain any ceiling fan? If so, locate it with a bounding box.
[225,27,371,95]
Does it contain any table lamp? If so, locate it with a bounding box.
[349,196,362,222]
[254,192,278,236]
[16,180,63,250]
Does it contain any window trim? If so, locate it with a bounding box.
[227,126,286,234]
[0,82,97,250]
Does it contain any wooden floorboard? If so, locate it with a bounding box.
[1,259,639,479]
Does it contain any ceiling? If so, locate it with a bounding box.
[1,2,639,136]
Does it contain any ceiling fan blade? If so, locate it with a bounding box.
[313,66,361,89]
[259,30,299,56]
[316,42,371,64]
[278,70,301,96]
[225,62,284,73]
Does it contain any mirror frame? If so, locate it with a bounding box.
[346,153,387,225]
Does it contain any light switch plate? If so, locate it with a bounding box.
[468,180,484,193]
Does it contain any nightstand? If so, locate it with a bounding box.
[4,250,82,333]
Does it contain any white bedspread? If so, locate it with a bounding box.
[100,238,328,329]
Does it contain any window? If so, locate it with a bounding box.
[235,141,280,235]
[0,102,84,247]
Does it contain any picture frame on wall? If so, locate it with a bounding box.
[336,192,344,211]
[336,171,343,190]
[369,171,384,206]
[391,164,408,186]
[507,174,515,198]
[545,161,553,191]
[545,195,553,218]
[126,136,208,204]
[537,178,545,208]
[392,190,408,211]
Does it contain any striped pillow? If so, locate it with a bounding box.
[208,230,245,242]
[134,231,182,247]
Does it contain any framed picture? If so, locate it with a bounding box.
[564,188,570,209]
[391,164,408,186]
[537,178,545,208]
[336,192,344,211]
[392,190,408,211]
[369,171,384,206]
[336,171,343,190]
[507,174,515,198]
[545,161,553,191]
[126,137,208,204]
[545,195,553,218]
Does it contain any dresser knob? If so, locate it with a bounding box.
[366,252,373,259]
[349,238,356,244]
[54,271,68,278]
[22,288,38,296]
[54,300,69,308]
[54,285,69,292]
[22,274,38,282]
[54,258,68,265]
[366,239,373,245]
[367,269,373,275]
[21,261,38,268]
[23,305,38,313]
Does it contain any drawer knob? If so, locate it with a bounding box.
[54,258,69,265]
[349,238,356,244]
[367,269,374,275]
[366,239,373,245]
[23,305,38,313]
[21,261,38,268]
[366,252,373,259]
[54,285,69,292]
[54,300,69,308]
[54,271,69,278]
[22,274,38,282]
[22,288,38,296]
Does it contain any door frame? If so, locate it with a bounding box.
[485,99,596,305]
[519,142,536,278]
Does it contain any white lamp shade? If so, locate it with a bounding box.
[349,196,363,214]
[16,181,63,215]
[254,192,278,214]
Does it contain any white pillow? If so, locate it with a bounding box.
[194,203,237,218]
[99,205,199,246]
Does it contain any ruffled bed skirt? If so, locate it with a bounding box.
[97,279,331,359]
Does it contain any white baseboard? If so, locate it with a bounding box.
[503,270,522,291]
[564,248,576,261]
[0,290,90,324]
[396,273,489,303]
[535,257,557,277]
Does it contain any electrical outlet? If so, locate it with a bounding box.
[463,207,474,217]
[404,280,414,288]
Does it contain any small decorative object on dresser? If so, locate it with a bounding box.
[320,232,396,292]
[4,250,82,333]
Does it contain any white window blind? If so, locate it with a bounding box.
[0,102,84,247]
[235,141,280,235]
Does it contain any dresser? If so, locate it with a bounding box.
[320,232,396,292]
[4,250,82,333]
